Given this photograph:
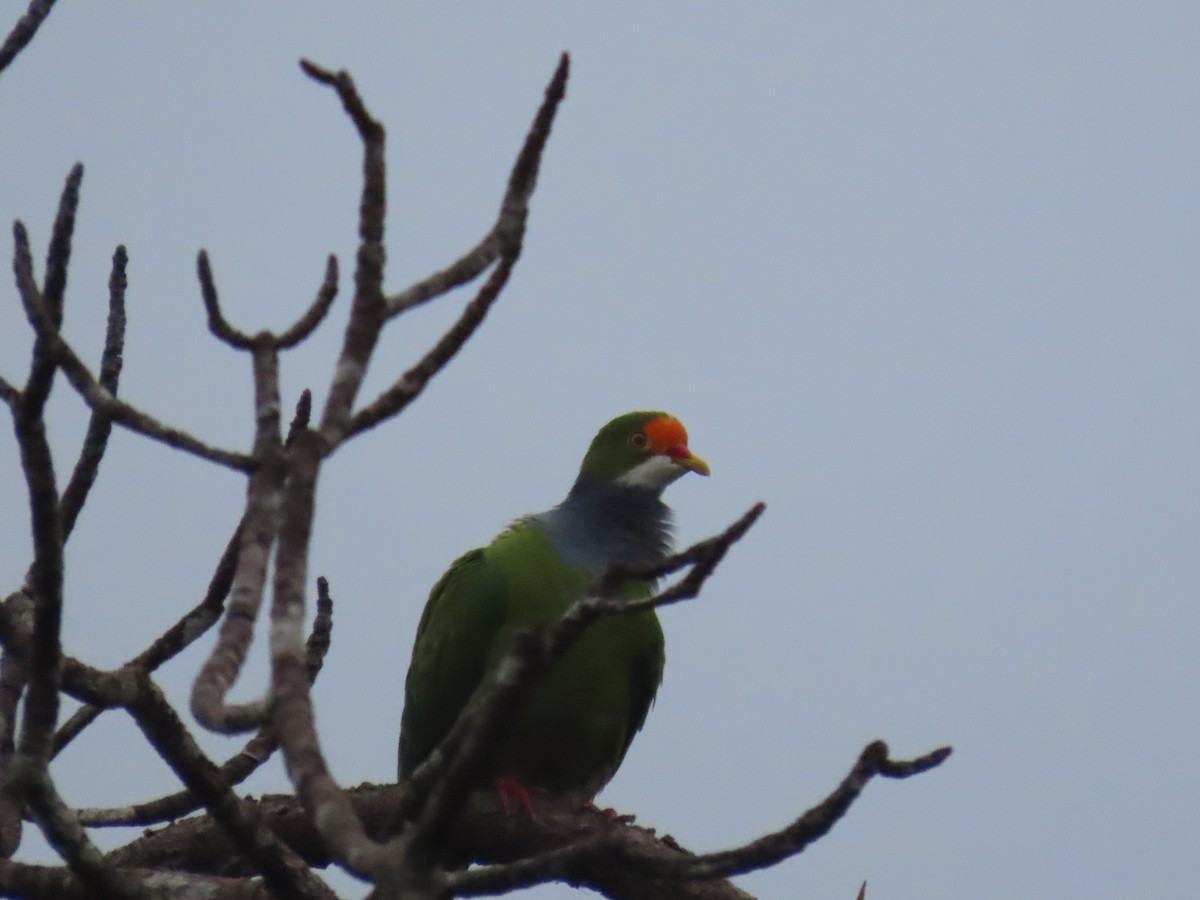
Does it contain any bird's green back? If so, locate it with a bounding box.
[398,520,664,796]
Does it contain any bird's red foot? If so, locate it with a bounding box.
[495,777,541,816]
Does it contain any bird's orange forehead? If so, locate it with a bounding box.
[643,415,689,451]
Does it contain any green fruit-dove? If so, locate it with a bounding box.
[398,411,709,808]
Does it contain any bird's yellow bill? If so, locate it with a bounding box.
[675,452,711,477]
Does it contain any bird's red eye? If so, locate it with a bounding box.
[630,431,648,449]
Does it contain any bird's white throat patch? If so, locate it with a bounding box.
[615,455,687,491]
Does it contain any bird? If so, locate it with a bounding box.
[398,411,709,811]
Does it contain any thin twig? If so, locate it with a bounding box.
[59,245,127,541]
[384,52,569,319]
[343,255,515,442]
[614,742,954,882]
[446,743,951,896]
[338,54,570,446]
[199,250,336,352]
[20,165,81,415]
[594,503,766,606]
[196,251,256,350]
[13,222,253,471]
[286,389,313,448]
[0,0,59,76]
[39,165,80,329]
[277,255,339,349]
[0,377,18,407]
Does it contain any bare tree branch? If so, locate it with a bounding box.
[0,600,29,858]
[277,256,339,349]
[383,52,569,319]
[0,857,277,900]
[0,591,328,895]
[196,252,256,350]
[125,677,336,900]
[613,742,951,883]
[0,594,139,713]
[287,389,313,444]
[19,164,81,414]
[594,502,766,609]
[38,165,78,330]
[9,310,65,770]
[443,743,952,895]
[51,520,242,759]
[15,769,145,899]
[190,345,285,734]
[341,52,569,444]
[0,0,58,76]
[199,251,339,354]
[252,55,573,890]
[58,244,127,542]
[0,24,951,897]
[13,220,252,471]
[119,741,948,900]
[267,429,387,879]
[0,610,330,896]
[344,254,515,441]
[4,273,142,897]
[301,60,388,447]
[79,578,333,828]
[0,376,18,407]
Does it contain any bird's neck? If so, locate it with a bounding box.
[533,478,674,578]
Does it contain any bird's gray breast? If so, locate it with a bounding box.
[531,487,673,580]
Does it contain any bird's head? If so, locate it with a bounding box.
[576,411,710,492]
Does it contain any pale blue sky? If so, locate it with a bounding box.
[1,4,1197,898]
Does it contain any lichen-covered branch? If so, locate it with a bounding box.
[302,59,388,447]
[268,427,390,879]
[190,344,285,734]
[0,857,276,900]
[126,676,335,900]
[16,770,145,899]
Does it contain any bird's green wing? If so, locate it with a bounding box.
[398,548,507,777]
[614,591,665,773]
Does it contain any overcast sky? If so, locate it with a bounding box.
[1,3,1196,898]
